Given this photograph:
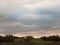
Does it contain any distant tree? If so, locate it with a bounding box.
[40,35,60,42]
[48,35,60,42]
[25,36,34,42]
[4,35,14,42]
[0,36,3,42]
[40,36,48,41]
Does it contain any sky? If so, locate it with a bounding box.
[0,0,60,38]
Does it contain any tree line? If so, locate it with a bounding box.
[0,35,60,42]
[40,35,60,42]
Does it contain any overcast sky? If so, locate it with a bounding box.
[0,0,60,37]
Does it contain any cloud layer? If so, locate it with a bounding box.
[0,0,60,37]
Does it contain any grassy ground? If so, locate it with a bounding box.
[31,39,52,43]
[0,39,60,45]
[0,42,60,45]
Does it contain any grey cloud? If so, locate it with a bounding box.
[32,6,60,29]
[0,0,59,36]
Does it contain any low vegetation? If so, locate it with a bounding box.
[0,35,60,45]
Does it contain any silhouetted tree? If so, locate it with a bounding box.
[40,35,60,42]
[48,35,60,42]
[0,36,3,42]
[40,36,48,41]
[25,36,34,42]
[3,35,14,42]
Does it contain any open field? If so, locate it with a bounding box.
[0,42,60,45]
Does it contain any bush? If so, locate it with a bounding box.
[40,35,60,42]
[25,36,34,42]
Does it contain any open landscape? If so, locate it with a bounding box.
[0,35,60,45]
[0,0,60,45]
